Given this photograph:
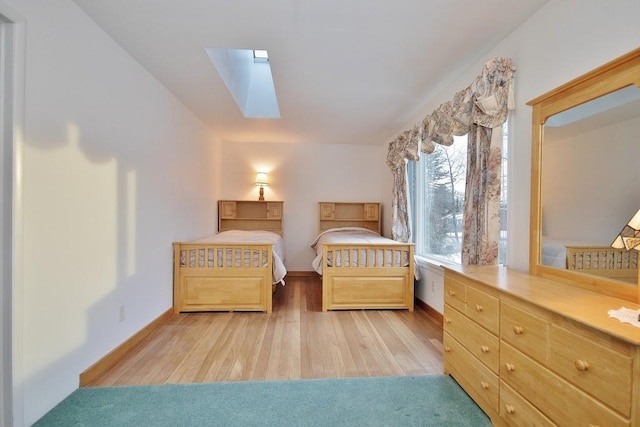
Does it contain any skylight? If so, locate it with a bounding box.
[253,50,269,62]
[205,47,280,119]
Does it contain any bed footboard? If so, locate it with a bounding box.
[321,243,415,311]
[566,245,638,283]
[173,242,273,313]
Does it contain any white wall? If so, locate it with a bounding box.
[543,115,640,243]
[414,260,444,314]
[8,0,220,425]
[220,141,384,271]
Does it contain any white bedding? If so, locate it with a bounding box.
[192,230,287,284]
[541,238,569,268]
[310,227,412,275]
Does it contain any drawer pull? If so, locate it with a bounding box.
[475,304,483,312]
[512,325,524,335]
[444,346,451,353]
[505,363,515,372]
[448,290,456,296]
[575,359,589,371]
[480,381,489,390]
[445,317,452,324]
[505,405,515,415]
[481,345,490,353]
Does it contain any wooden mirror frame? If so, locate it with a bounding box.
[528,47,640,302]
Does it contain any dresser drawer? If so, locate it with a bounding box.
[444,277,466,312]
[501,342,629,427]
[444,305,499,373]
[444,332,499,414]
[500,301,548,364]
[499,380,556,427]
[549,323,633,417]
[465,286,499,334]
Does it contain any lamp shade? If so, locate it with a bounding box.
[255,172,269,186]
[611,208,640,251]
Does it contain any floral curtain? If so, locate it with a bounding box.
[386,127,420,242]
[386,57,515,264]
[461,124,503,265]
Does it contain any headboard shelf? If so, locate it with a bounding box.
[218,200,284,235]
[318,202,381,233]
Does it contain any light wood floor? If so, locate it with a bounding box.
[85,275,444,387]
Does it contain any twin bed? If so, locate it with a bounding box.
[172,200,415,313]
[173,201,285,313]
[311,202,415,311]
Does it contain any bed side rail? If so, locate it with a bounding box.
[173,242,272,269]
[321,243,414,268]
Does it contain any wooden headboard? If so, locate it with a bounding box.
[318,202,381,234]
[218,200,284,235]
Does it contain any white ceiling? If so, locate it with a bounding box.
[71,0,549,145]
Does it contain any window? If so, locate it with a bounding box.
[205,47,280,118]
[253,49,269,62]
[408,120,509,265]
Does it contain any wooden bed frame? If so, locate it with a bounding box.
[317,202,415,312]
[566,245,638,284]
[173,200,284,313]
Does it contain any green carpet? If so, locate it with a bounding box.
[34,375,491,426]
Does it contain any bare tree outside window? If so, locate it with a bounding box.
[422,137,467,263]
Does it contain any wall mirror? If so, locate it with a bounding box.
[528,47,640,302]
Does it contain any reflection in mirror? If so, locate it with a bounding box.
[540,84,640,286]
[528,47,640,302]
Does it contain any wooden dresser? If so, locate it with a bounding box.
[443,265,640,427]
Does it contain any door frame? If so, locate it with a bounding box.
[0,2,25,426]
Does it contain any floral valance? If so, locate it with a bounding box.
[387,57,515,165]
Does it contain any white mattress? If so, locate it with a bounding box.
[194,230,287,284]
